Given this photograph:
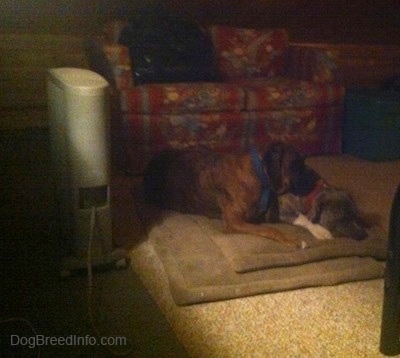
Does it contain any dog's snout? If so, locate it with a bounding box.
[341,221,368,241]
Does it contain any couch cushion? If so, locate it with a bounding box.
[239,78,345,110]
[121,82,245,114]
[208,25,288,80]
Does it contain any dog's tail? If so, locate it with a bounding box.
[143,150,177,206]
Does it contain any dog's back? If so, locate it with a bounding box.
[144,148,223,216]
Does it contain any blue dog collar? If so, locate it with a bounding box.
[249,146,271,214]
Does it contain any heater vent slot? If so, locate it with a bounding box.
[79,185,108,209]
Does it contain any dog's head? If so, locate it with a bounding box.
[308,188,368,241]
[263,142,320,196]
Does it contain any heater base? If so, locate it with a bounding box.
[60,248,130,277]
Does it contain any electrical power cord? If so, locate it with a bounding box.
[0,207,134,357]
[86,206,134,356]
[0,317,40,357]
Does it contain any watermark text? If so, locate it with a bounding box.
[10,334,127,349]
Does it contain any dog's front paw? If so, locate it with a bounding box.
[309,224,333,241]
[294,214,333,241]
[268,228,297,247]
[269,229,306,248]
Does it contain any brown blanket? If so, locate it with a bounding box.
[135,181,386,305]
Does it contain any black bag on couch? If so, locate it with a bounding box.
[118,4,219,85]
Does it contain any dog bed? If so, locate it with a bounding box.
[133,187,386,306]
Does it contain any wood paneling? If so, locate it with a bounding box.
[0,0,102,35]
[169,0,400,45]
[1,0,399,44]
[0,34,88,130]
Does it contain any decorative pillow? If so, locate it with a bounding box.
[208,25,289,80]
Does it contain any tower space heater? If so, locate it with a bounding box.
[47,67,129,276]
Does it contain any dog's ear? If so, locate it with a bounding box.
[264,142,322,195]
[263,142,284,191]
[263,142,302,193]
[294,167,321,196]
[265,192,280,223]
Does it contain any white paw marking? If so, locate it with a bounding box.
[294,214,333,240]
[308,223,334,240]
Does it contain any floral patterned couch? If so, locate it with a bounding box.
[87,20,345,175]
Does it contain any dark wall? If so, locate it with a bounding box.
[1,0,399,44]
[0,0,102,35]
[115,0,400,45]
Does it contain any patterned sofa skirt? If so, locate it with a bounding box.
[113,106,343,175]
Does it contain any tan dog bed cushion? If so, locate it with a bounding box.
[138,201,386,305]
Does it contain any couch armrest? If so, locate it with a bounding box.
[86,20,133,92]
[287,44,340,83]
[86,38,134,91]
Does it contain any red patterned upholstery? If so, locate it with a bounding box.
[121,112,250,173]
[88,21,345,174]
[287,45,339,83]
[208,25,289,80]
[120,82,245,114]
[120,106,342,174]
[248,107,343,154]
[237,78,345,110]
